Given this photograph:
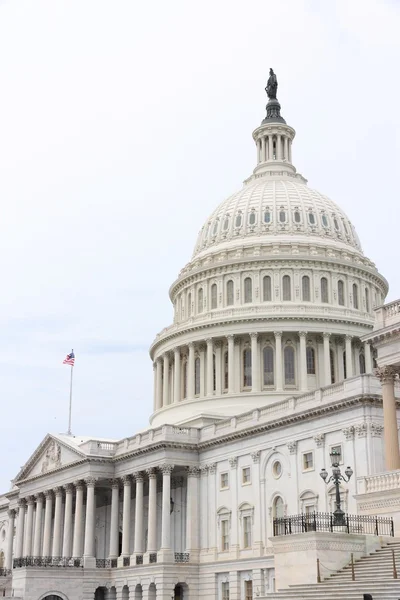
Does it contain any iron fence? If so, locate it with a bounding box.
[13,557,83,568]
[174,553,189,563]
[273,512,394,537]
[123,557,130,567]
[136,555,143,565]
[149,553,157,564]
[0,569,11,577]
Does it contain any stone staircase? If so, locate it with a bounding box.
[267,540,400,600]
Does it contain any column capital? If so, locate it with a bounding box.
[345,334,353,342]
[7,509,16,519]
[188,341,194,349]
[323,332,331,340]
[173,346,181,355]
[146,467,157,479]
[133,471,144,482]
[206,337,213,346]
[227,334,234,342]
[234,336,241,346]
[274,331,283,338]
[54,486,63,497]
[109,478,120,489]
[251,450,261,463]
[186,466,200,478]
[26,495,35,505]
[64,483,74,494]
[313,433,325,447]
[43,489,53,499]
[374,365,400,383]
[214,340,223,349]
[207,462,217,474]
[250,332,258,340]
[229,456,238,469]
[84,477,97,488]
[200,465,209,475]
[160,463,174,475]
[121,474,132,486]
[287,440,297,454]
[299,331,308,339]
[73,479,85,490]
[34,492,44,502]
[198,342,206,352]
[342,426,355,440]
[17,498,26,508]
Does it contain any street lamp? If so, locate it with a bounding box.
[320,449,353,525]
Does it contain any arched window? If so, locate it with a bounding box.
[321,277,329,303]
[365,288,370,313]
[284,346,295,385]
[263,275,272,301]
[0,551,4,569]
[182,360,187,399]
[194,357,200,395]
[302,276,311,302]
[282,275,291,301]
[227,280,234,306]
[263,347,274,385]
[187,292,192,316]
[353,283,359,309]
[211,283,217,309]
[359,353,366,375]
[244,277,252,303]
[243,348,252,388]
[306,347,315,374]
[198,288,203,313]
[224,351,228,390]
[330,350,336,384]
[338,280,345,306]
[273,496,285,518]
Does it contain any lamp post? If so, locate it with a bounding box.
[320,449,353,525]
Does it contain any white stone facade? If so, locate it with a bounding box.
[0,88,399,600]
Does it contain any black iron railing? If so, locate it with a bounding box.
[110,558,117,568]
[0,569,11,576]
[135,555,143,565]
[149,553,157,564]
[96,559,111,568]
[174,552,189,563]
[13,557,83,568]
[273,512,394,537]
[123,557,130,567]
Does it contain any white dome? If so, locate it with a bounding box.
[193,178,362,260]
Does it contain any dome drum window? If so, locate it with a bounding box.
[226,280,234,306]
[244,277,253,303]
[282,275,291,301]
[248,211,257,226]
[308,211,316,225]
[294,210,301,224]
[263,346,274,385]
[321,214,329,228]
[279,209,287,224]
[263,275,272,302]
[264,209,272,224]
[223,216,230,231]
[235,213,243,228]
[212,220,219,237]
[302,275,311,302]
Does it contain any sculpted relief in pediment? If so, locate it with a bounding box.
[41,441,62,474]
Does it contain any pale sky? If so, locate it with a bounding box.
[0,0,399,491]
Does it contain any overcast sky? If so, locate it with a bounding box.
[0,0,399,491]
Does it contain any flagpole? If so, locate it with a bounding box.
[67,363,74,436]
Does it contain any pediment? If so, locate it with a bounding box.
[14,434,86,483]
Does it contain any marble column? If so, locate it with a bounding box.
[83,478,96,560]
[274,332,283,391]
[185,467,200,560]
[6,509,15,569]
[229,457,239,558]
[133,472,144,554]
[163,353,170,406]
[33,493,44,557]
[345,335,353,378]
[261,137,266,162]
[42,490,53,557]
[227,335,235,394]
[23,496,34,557]
[207,464,217,558]
[251,451,262,556]
[159,464,174,560]
[173,347,181,403]
[15,500,26,559]
[109,479,120,559]
[121,475,131,557]
[268,136,274,161]
[206,338,213,396]
[52,487,63,558]
[364,341,372,373]
[284,136,289,161]
[323,333,331,386]
[62,483,73,558]
[251,333,260,392]
[72,481,84,558]
[215,341,222,395]
[299,332,308,391]
[277,135,282,160]
[375,366,400,470]
[146,468,157,555]
[199,344,206,398]
[187,342,195,399]
[153,362,157,411]
[155,358,162,410]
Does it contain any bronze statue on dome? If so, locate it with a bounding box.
[266,68,278,100]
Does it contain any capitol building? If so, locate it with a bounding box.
[0,75,400,600]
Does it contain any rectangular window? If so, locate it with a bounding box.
[243,515,252,548]
[221,519,229,551]
[330,444,343,464]
[303,451,314,471]
[245,580,253,600]
[220,472,229,489]
[222,582,229,600]
[242,467,251,485]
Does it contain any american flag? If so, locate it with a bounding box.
[63,350,75,366]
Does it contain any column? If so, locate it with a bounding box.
[72,481,84,558]
[277,134,282,160]
[215,341,222,395]
[375,366,400,471]
[121,476,131,557]
[156,358,162,409]
[207,464,217,558]
[288,139,292,162]
[173,347,181,403]
[299,332,308,392]
[23,496,34,557]
[187,342,195,399]
[133,472,144,555]
[229,457,239,558]
[62,484,73,558]
[146,469,157,555]
[42,490,53,557]
[251,333,260,392]
[257,139,261,163]
[274,332,283,391]
[15,500,26,559]
[52,487,63,558]
[159,464,174,560]
[83,478,96,563]
[33,493,44,557]
[163,353,170,406]
[284,136,288,161]
[261,137,266,162]
[206,338,213,396]
[153,362,157,411]
[268,136,273,161]
[5,509,15,569]
[364,341,372,373]
[345,335,353,378]
[185,467,200,560]
[109,479,120,559]
[199,344,206,398]
[251,451,262,556]
[323,332,331,386]
[227,335,235,394]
